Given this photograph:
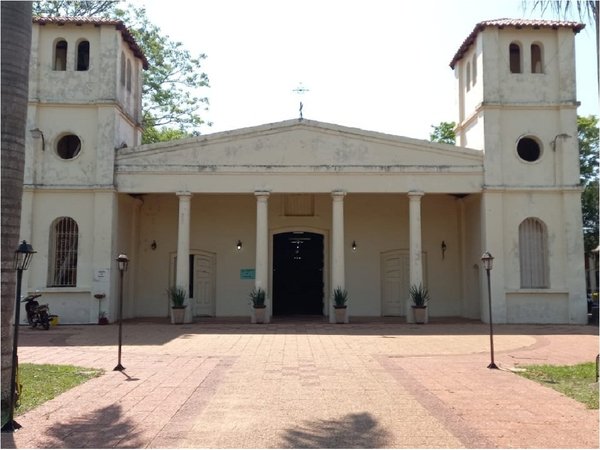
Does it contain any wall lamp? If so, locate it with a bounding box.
[236,240,243,251]
[441,241,447,259]
[150,240,157,250]
[351,240,357,252]
[29,128,45,151]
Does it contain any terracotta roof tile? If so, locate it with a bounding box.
[32,16,148,69]
[449,18,585,69]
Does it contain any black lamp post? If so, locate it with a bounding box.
[113,254,129,371]
[2,241,36,432]
[481,251,498,369]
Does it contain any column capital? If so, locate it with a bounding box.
[331,190,346,200]
[254,190,270,200]
[176,191,192,198]
[408,190,424,199]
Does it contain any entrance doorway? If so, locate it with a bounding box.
[273,232,324,315]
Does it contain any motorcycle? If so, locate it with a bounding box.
[22,293,50,330]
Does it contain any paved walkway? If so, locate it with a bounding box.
[1,319,598,448]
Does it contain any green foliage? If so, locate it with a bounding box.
[16,363,103,416]
[409,283,430,307]
[429,121,456,144]
[517,362,599,409]
[33,0,117,17]
[579,115,599,186]
[333,287,348,308]
[166,286,186,308]
[578,115,599,253]
[33,1,211,141]
[249,288,266,308]
[142,126,194,145]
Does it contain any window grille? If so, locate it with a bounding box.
[519,218,549,288]
[49,217,78,287]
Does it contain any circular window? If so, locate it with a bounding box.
[56,134,82,159]
[516,137,541,162]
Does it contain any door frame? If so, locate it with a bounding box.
[270,227,329,316]
[169,249,216,317]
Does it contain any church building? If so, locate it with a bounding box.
[20,16,588,325]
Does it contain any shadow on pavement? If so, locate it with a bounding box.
[281,412,390,448]
[17,320,598,348]
[45,404,140,448]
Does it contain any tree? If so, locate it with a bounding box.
[578,115,599,253]
[429,121,456,144]
[32,1,211,143]
[526,1,599,87]
[1,1,32,427]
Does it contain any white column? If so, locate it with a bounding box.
[176,192,192,323]
[255,191,270,323]
[408,191,424,323]
[331,191,346,323]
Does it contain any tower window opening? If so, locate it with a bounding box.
[76,40,90,71]
[472,54,477,86]
[120,52,126,86]
[517,136,542,162]
[56,134,82,159]
[509,43,521,73]
[466,62,471,91]
[531,43,543,73]
[54,40,67,71]
[126,59,132,92]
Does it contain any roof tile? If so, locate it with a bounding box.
[449,18,585,69]
[32,16,148,69]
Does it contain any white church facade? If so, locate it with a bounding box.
[19,17,588,325]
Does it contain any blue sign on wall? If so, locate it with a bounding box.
[240,269,255,280]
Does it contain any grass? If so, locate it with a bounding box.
[16,363,103,416]
[516,362,598,409]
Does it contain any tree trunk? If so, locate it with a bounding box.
[1,1,32,425]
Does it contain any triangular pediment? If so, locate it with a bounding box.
[117,119,482,171]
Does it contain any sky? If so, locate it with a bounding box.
[131,0,599,140]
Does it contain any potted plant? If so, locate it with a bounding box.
[249,287,266,323]
[167,286,187,324]
[409,283,430,324]
[98,311,109,325]
[333,286,348,323]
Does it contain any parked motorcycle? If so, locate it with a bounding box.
[22,293,50,330]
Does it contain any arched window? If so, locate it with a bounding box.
[531,43,543,73]
[471,54,477,85]
[49,217,79,287]
[519,218,549,288]
[120,52,126,86]
[76,40,90,71]
[466,62,471,91]
[126,59,132,92]
[509,42,521,73]
[54,39,67,71]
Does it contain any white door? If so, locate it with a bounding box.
[193,253,215,317]
[381,250,409,316]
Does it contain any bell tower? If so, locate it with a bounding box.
[20,17,147,324]
[450,19,588,324]
[450,18,584,188]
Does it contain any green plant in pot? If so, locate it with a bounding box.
[409,283,430,324]
[167,286,187,324]
[333,286,348,323]
[249,287,266,323]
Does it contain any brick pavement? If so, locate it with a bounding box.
[1,319,598,448]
